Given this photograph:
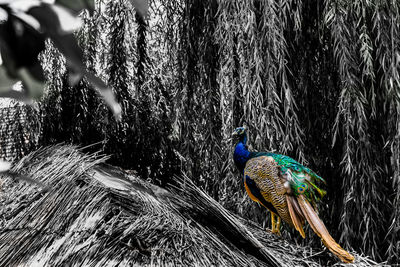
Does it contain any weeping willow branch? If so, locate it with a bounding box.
[325,0,395,262]
[373,1,400,263]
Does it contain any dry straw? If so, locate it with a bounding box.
[0,145,378,266]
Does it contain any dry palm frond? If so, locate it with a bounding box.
[0,146,380,266]
[0,146,262,266]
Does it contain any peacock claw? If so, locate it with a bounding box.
[273,229,281,236]
[266,228,281,236]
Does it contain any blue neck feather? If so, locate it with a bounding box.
[233,134,251,173]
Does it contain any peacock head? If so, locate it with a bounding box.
[232,126,247,140]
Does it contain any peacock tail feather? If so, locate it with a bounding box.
[251,152,326,204]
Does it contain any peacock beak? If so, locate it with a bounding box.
[232,131,238,137]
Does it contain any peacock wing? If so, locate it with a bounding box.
[265,153,326,206]
[244,156,293,226]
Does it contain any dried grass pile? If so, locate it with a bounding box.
[0,146,378,266]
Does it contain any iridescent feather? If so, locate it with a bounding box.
[250,152,326,205]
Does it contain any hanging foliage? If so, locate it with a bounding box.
[34,0,400,263]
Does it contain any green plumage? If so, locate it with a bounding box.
[251,152,326,204]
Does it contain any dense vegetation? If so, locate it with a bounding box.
[14,0,400,263]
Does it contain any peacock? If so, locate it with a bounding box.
[232,126,354,263]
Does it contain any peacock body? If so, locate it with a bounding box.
[232,127,354,263]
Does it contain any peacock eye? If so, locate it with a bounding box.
[297,183,308,194]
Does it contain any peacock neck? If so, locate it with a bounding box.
[233,134,251,174]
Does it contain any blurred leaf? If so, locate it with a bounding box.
[0,11,45,102]
[7,0,42,12]
[27,3,121,118]
[18,67,44,99]
[0,87,33,104]
[50,4,82,33]
[68,69,83,86]
[0,13,45,72]
[0,160,11,172]
[86,72,122,120]
[128,0,148,18]
[0,63,42,103]
[27,4,80,35]
[55,0,95,15]
[11,11,41,31]
[0,64,19,91]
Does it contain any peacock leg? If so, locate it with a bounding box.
[270,212,277,233]
[275,216,281,235]
[269,213,282,235]
[266,212,275,232]
[266,212,282,235]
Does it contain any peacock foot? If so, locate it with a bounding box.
[265,227,281,235]
[266,213,281,236]
[272,228,281,236]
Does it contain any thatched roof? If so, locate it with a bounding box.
[0,146,378,266]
